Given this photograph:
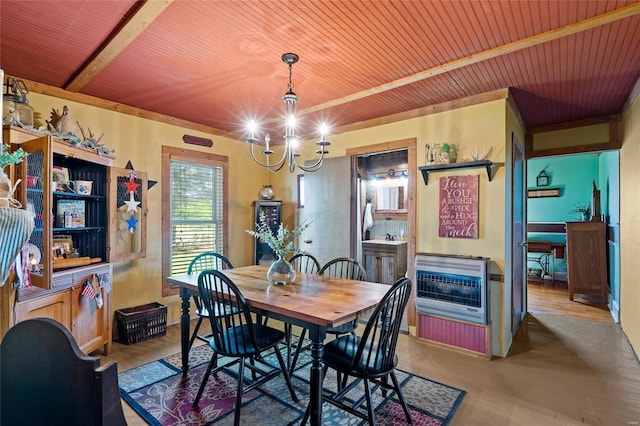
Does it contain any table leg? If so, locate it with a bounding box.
[180,287,191,376]
[307,326,326,426]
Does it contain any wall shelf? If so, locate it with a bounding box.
[418,160,502,185]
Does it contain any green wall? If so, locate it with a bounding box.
[527,154,599,275]
[527,154,600,225]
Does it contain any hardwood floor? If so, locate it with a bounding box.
[101,282,640,425]
[527,279,613,322]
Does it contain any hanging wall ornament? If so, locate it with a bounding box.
[124,192,140,212]
[125,213,139,233]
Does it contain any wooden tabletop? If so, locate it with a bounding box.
[167,265,390,329]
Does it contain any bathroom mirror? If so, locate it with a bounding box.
[375,183,407,212]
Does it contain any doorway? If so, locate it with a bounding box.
[525,151,619,323]
[347,138,418,331]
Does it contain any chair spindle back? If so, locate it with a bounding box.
[197,269,259,357]
[319,257,367,281]
[354,277,411,374]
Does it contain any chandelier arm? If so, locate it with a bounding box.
[249,142,287,171]
[295,151,326,172]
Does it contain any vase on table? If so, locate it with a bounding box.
[267,256,296,286]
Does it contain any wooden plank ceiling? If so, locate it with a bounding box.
[2,0,640,142]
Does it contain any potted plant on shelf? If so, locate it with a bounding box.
[246,212,311,285]
[569,201,591,221]
[0,143,34,285]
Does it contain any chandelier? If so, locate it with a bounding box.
[244,53,330,173]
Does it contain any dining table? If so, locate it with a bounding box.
[167,264,390,426]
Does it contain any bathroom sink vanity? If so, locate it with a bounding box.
[362,240,408,285]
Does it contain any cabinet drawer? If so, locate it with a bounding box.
[72,264,111,287]
[52,263,112,289]
[51,274,73,289]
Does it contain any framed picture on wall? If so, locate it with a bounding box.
[536,171,549,186]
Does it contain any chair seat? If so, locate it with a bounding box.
[211,324,285,357]
[324,334,398,377]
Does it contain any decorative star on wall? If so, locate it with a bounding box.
[125,213,138,233]
[123,178,140,194]
[124,192,140,212]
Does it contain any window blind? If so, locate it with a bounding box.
[169,159,224,275]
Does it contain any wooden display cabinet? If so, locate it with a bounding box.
[253,200,281,265]
[2,125,147,354]
[362,240,408,285]
[566,221,608,303]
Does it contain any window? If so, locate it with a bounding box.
[162,146,228,296]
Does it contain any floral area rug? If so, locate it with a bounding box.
[119,343,465,425]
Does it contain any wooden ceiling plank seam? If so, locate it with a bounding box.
[350,4,407,77]
[526,0,545,35]
[298,2,640,117]
[391,3,453,76]
[482,1,513,48]
[344,1,418,79]
[65,0,173,92]
[584,31,604,107]
[382,1,442,74]
[395,2,447,69]
[508,1,531,41]
[517,47,538,88]
[472,2,503,47]
[421,1,464,64]
[456,4,486,55]
[438,2,474,59]
[463,1,510,55]
[296,1,390,88]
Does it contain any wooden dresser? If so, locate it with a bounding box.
[565,221,608,303]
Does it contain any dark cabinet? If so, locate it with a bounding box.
[253,200,281,264]
[566,221,608,303]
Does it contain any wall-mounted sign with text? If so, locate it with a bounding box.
[439,175,479,239]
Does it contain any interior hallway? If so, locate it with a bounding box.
[103,281,639,425]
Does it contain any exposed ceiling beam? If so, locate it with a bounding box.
[301,2,640,116]
[65,0,173,92]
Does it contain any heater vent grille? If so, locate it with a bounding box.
[414,253,489,324]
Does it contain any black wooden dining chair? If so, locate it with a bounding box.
[301,277,413,426]
[187,252,234,350]
[289,252,321,275]
[319,257,367,337]
[193,269,298,426]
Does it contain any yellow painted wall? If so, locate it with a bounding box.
[25,93,516,355]
[620,93,640,353]
[27,93,272,324]
[274,99,513,355]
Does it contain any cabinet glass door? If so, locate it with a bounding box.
[254,201,281,265]
[16,136,52,288]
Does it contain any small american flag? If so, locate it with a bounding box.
[81,280,96,299]
[96,272,111,293]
